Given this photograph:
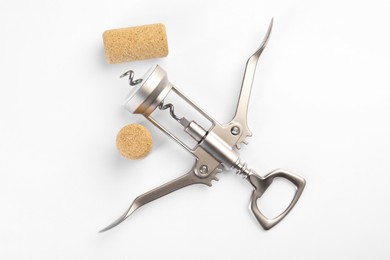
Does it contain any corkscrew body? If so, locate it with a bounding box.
[101,19,306,233]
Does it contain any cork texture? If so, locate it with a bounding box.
[116,124,153,160]
[103,23,168,64]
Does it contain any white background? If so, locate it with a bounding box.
[1,0,389,259]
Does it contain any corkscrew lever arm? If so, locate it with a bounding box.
[228,18,273,148]
[100,161,221,233]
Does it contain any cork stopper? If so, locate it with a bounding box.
[116,124,153,160]
[103,23,168,64]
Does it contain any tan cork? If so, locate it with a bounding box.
[103,23,168,64]
[116,124,153,160]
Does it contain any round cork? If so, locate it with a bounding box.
[116,124,153,160]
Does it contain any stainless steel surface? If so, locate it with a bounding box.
[102,19,306,233]
[210,19,273,150]
[185,121,207,142]
[248,169,305,230]
[100,162,222,232]
[200,130,240,168]
[123,65,173,116]
[233,163,306,230]
[230,18,273,149]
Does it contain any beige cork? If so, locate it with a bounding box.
[103,23,168,64]
[116,124,153,160]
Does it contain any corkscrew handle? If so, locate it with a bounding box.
[247,169,306,230]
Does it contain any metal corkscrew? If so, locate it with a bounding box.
[101,19,306,232]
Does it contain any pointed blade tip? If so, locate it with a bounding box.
[99,222,119,233]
